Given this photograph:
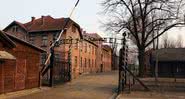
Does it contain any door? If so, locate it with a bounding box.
[4,60,16,92]
[100,64,103,72]
[15,59,26,90]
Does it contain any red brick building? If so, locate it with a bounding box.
[4,16,83,79]
[102,45,112,72]
[4,16,113,80]
[82,32,112,72]
[0,31,45,93]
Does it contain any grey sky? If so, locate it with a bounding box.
[0,0,104,35]
[0,0,185,45]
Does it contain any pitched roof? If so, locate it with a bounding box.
[152,48,185,62]
[4,16,83,38]
[0,30,16,48]
[0,51,16,60]
[24,16,83,38]
[83,33,103,40]
[24,16,67,32]
[3,21,27,32]
[82,33,101,47]
[0,31,46,52]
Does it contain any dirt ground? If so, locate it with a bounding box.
[8,71,118,99]
[118,78,185,99]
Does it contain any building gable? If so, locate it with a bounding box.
[24,16,83,39]
[3,21,28,40]
[3,21,27,32]
[0,30,16,48]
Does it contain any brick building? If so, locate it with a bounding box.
[3,16,83,79]
[3,16,112,80]
[83,32,112,72]
[0,31,45,93]
[102,45,112,72]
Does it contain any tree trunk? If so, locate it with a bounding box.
[138,48,145,77]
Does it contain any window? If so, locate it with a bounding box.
[92,59,94,67]
[80,42,83,52]
[75,43,78,49]
[85,58,87,67]
[85,43,87,53]
[89,59,91,68]
[72,25,76,33]
[75,56,77,67]
[95,59,96,67]
[41,53,47,65]
[89,45,91,54]
[92,46,94,54]
[42,35,48,47]
[29,34,35,44]
[94,47,96,55]
[80,57,82,67]
[55,54,60,62]
[53,33,58,41]
[12,26,18,32]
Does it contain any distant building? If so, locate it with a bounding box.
[151,48,185,78]
[0,31,45,93]
[102,45,112,72]
[83,32,112,72]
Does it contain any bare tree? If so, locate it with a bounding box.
[161,34,183,48]
[161,33,172,48]
[176,34,183,48]
[101,0,185,76]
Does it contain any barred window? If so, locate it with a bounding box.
[42,35,48,47]
[89,59,90,68]
[29,34,35,44]
[95,59,96,67]
[89,45,91,54]
[80,57,82,67]
[55,54,60,62]
[80,42,83,52]
[92,46,94,54]
[53,33,58,41]
[75,43,78,49]
[85,58,87,67]
[12,26,18,32]
[41,53,47,65]
[85,43,87,53]
[75,56,78,67]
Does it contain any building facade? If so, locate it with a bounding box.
[0,31,45,93]
[3,16,113,80]
[102,45,112,72]
[82,32,112,72]
[151,48,185,78]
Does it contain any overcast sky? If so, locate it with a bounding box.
[0,0,104,34]
[0,0,185,46]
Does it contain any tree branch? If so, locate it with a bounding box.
[145,22,185,47]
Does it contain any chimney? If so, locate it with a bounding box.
[31,17,35,22]
[41,16,44,25]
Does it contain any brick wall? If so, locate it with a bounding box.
[3,19,113,80]
[0,38,42,93]
[4,24,28,41]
